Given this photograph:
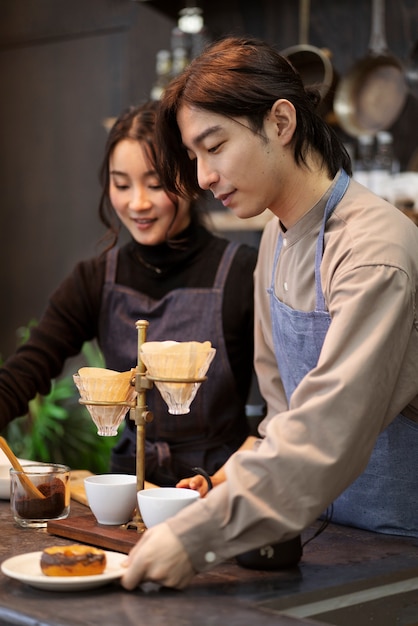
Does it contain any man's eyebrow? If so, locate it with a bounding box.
[187,125,222,148]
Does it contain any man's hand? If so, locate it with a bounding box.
[121,522,196,590]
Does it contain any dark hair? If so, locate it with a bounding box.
[157,36,352,197]
[98,100,203,249]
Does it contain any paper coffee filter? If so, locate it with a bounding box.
[78,366,124,378]
[73,367,137,435]
[140,341,216,414]
[73,367,136,403]
[140,341,215,380]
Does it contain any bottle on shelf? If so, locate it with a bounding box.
[368,131,397,195]
[150,7,211,99]
[171,47,189,77]
[170,25,191,77]
[353,134,375,188]
[150,50,172,101]
[177,7,211,60]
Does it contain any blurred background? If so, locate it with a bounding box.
[1,0,417,359]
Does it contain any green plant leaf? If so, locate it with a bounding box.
[1,322,124,473]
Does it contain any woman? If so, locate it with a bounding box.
[0,100,258,486]
[121,36,418,591]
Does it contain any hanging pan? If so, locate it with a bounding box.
[333,0,408,137]
[405,39,418,97]
[281,0,337,117]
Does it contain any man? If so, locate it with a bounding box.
[121,36,418,591]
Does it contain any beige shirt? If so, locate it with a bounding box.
[167,178,418,572]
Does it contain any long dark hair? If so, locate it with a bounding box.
[157,36,352,198]
[98,100,203,250]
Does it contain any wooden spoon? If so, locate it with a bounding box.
[0,437,46,499]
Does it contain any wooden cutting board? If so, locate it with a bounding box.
[49,471,159,553]
[69,470,93,506]
[47,513,141,553]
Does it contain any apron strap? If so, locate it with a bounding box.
[104,247,119,284]
[314,170,350,311]
[213,241,240,290]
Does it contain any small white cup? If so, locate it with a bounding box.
[137,487,200,528]
[84,474,137,525]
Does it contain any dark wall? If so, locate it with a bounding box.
[0,0,173,358]
[0,0,417,359]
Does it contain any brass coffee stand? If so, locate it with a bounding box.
[76,319,211,533]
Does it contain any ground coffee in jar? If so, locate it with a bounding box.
[10,464,70,527]
[15,477,66,519]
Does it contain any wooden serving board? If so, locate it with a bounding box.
[47,513,142,554]
[50,471,158,553]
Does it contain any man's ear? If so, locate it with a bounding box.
[269,99,296,145]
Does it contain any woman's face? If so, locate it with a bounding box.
[109,138,191,246]
[177,104,287,219]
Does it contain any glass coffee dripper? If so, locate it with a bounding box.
[140,340,215,415]
[73,367,136,436]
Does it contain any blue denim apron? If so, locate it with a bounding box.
[99,242,248,485]
[268,169,418,537]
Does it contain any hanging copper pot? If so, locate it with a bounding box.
[333,0,408,137]
[281,0,337,117]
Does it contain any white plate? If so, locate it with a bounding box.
[1,550,126,591]
[0,458,36,499]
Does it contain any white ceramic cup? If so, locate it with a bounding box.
[84,474,137,525]
[137,487,200,528]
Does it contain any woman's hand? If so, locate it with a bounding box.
[121,523,196,590]
[176,474,209,497]
[176,437,257,496]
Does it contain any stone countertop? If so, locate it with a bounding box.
[0,498,417,626]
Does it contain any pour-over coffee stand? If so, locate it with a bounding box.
[74,319,213,533]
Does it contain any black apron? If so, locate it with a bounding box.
[99,243,248,485]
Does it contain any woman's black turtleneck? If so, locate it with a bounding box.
[117,220,231,297]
